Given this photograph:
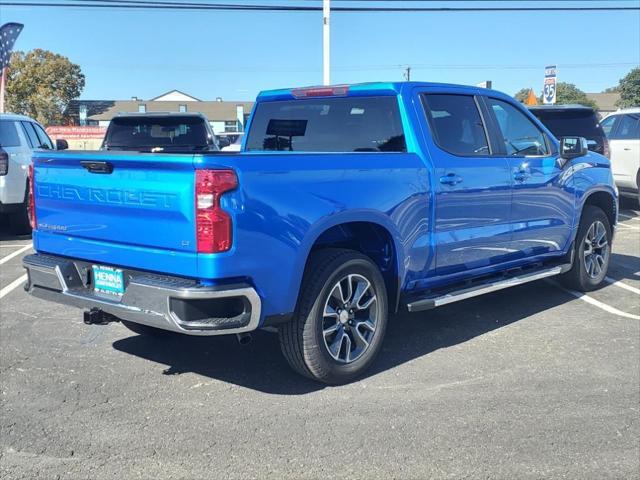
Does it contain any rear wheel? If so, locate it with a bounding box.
[560,205,611,291]
[279,248,388,385]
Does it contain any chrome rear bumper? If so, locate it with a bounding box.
[23,253,261,336]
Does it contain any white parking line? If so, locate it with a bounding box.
[562,287,640,320]
[0,274,28,299]
[618,213,639,221]
[605,277,640,295]
[0,244,32,248]
[616,222,640,231]
[0,244,32,265]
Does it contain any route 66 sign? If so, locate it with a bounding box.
[543,65,557,104]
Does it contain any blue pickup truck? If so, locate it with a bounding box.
[23,82,617,384]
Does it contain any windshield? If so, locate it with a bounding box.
[530,109,604,140]
[245,96,406,152]
[104,116,215,152]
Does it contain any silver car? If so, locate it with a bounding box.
[0,114,66,234]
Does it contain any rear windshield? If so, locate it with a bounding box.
[0,120,21,147]
[245,96,406,152]
[104,116,214,152]
[529,109,604,140]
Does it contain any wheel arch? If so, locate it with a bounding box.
[293,212,405,314]
[580,189,617,230]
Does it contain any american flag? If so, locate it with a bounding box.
[0,23,24,72]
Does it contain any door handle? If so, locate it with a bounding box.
[514,167,530,182]
[440,173,463,186]
[623,147,632,151]
[80,161,114,174]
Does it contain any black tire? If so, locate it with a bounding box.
[560,205,612,292]
[279,248,388,385]
[8,184,31,235]
[121,320,174,338]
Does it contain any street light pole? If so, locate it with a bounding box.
[323,0,330,85]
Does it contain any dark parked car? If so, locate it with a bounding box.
[528,105,609,158]
[101,112,218,153]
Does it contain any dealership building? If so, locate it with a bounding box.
[64,90,254,134]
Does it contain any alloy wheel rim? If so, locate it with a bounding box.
[322,274,378,364]
[583,220,609,279]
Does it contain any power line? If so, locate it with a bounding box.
[3,1,639,11]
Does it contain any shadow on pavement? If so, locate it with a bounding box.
[619,196,639,212]
[113,280,579,395]
[0,217,32,241]
[607,253,640,283]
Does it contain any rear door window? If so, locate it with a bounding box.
[32,123,54,150]
[487,98,549,156]
[0,120,21,147]
[20,121,41,148]
[421,94,490,156]
[611,114,640,140]
[245,96,406,152]
[599,115,619,138]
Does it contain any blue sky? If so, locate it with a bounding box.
[2,1,639,101]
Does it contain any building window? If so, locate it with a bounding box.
[138,104,146,113]
[179,104,187,113]
[224,120,238,132]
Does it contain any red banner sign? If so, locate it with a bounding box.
[46,126,107,140]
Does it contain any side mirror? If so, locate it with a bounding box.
[217,137,231,149]
[56,139,69,150]
[560,136,588,160]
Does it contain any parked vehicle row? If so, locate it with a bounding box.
[22,81,618,384]
[530,105,639,203]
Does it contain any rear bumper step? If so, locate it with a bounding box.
[22,253,261,336]
[406,263,572,313]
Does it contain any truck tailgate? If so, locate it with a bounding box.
[33,151,197,266]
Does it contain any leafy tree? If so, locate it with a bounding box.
[603,86,620,93]
[616,67,640,108]
[538,82,597,109]
[6,49,85,126]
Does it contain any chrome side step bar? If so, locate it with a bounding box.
[406,263,572,313]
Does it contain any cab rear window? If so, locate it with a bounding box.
[245,96,406,153]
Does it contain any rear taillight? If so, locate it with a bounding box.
[603,138,610,159]
[28,163,36,229]
[0,149,8,176]
[195,169,238,253]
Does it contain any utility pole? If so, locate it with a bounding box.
[404,66,411,81]
[323,0,330,85]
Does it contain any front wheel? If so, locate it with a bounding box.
[279,249,388,385]
[560,205,612,291]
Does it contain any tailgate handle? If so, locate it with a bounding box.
[80,161,114,174]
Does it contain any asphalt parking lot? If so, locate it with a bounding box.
[1,199,639,480]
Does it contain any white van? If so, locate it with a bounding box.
[0,114,67,233]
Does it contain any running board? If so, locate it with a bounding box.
[406,263,572,313]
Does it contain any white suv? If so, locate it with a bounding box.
[0,114,66,234]
[601,108,640,203]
